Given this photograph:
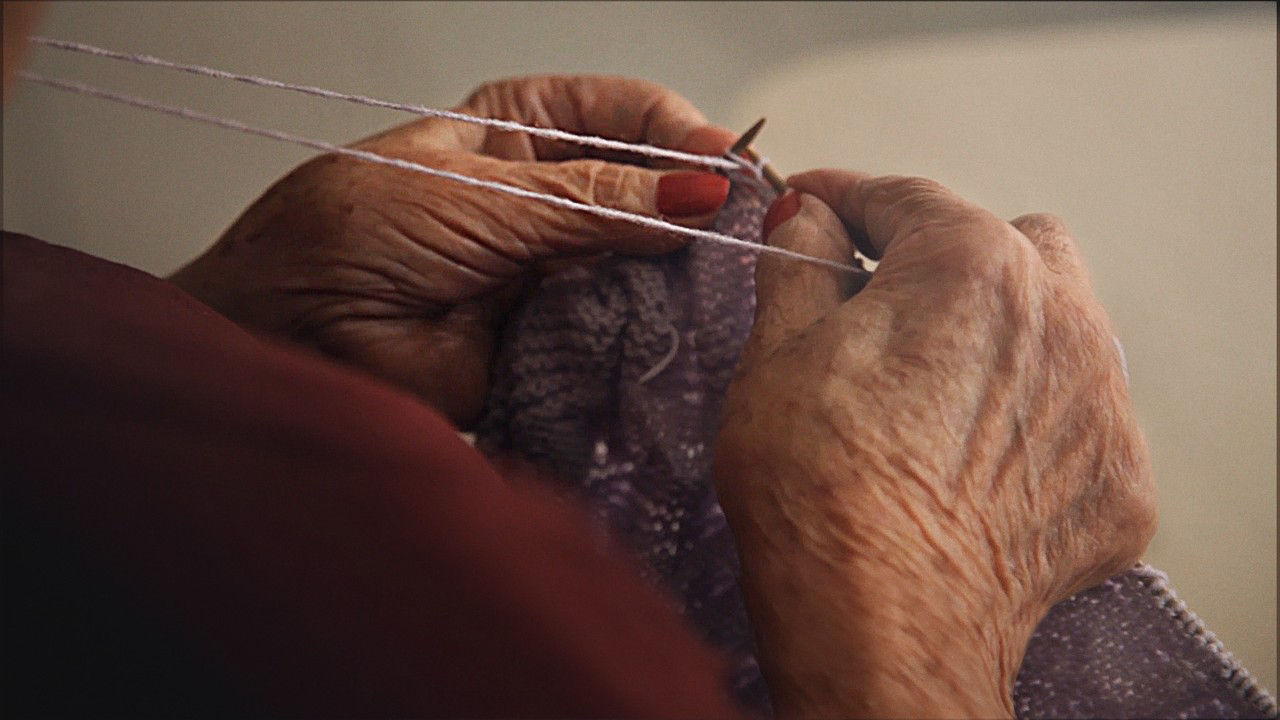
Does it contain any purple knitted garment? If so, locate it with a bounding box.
[475,173,1277,719]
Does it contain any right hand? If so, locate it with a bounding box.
[171,75,735,427]
[714,171,1157,718]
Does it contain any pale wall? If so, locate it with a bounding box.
[4,0,1275,694]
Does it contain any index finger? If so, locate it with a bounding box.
[458,75,736,164]
[787,170,998,260]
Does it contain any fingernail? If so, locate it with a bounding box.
[762,191,801,238]
[657,172,731,217]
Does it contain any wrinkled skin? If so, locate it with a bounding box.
[171,76,735,427]
[715,172,1158,719]
[171,67,1157,717]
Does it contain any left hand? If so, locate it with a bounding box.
[171,76,736,426]
[714,172,1157,718]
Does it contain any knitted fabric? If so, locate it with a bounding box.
[475,173,1276,719]
[1017,564,1275,718]
[477,171,771,711]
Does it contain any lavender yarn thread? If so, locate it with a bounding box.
[20,70,858,275]
[30,36,742,172]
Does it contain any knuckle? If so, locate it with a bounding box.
[1012,213,1086,276]
[864,175,953,216]
[877,176,986,235]
[1012,212,1068,237]
[627,76,670,101]
[925,220,1036,287]
[461,75,545,114]
[878,174,950,198]
[898,175,952,198]
[565,159,630,206]
[895,176,957,208]
[461,79,502,109]
[971,224,1035,268]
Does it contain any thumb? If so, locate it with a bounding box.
[501,158,730,256]
[750,191,868,356]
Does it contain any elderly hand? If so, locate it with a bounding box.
[714,172,1157,718]
[170,76,735,426]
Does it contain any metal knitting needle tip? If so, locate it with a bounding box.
[725,118,787,194]
[727,117,767,156]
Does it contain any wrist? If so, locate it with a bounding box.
[718,466,1042,720]
[824,568,1036,719]
[739,548,1041,719]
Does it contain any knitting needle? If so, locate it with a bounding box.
[729,120,867,270]
[728,117,766,156]
[726,118,788,194]
[726,120,867,270]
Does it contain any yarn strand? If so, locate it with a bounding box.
[19,71,861,275]
[29,36,743,172]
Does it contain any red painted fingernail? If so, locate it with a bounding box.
[762,191,801,238]
[657,172,731,217]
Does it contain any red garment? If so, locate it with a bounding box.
[1,232,745,718]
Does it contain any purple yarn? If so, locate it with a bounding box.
[1016,564,1275,719]
[475,173,1276,719]
[478,172,772,711]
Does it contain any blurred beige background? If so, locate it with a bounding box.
[3,0,1275,694]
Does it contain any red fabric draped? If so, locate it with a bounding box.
[1,232,745,718]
